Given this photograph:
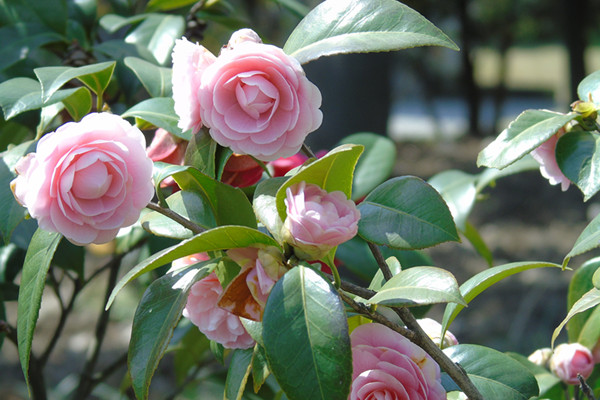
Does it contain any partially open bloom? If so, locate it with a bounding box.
[11,113,154,245]
[184,271,255,349]
[530,129,570,191]
[417,318,458,348]
[549,343,594,385]
[528,347,553,368]
[350,323,446,400]
[172,28,322,161]
[283,181,360,259]
[221,154,263,187]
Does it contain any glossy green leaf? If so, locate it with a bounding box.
[224,348,253,400]
[506,352,561,397]
[442,262,561,334]
[0,26,63,72]
[367,266,465,307]
[283,0,458,64]
[357,176,459,249]
[0,0,68,34]
[578,70,600,102]
[273,0,310,18]
[122,97,186,139]
[275,144,363,220]
[263,266,352,400]
[339,132,396,200]
[184,129,218,176]
[429,170,477,230]
[475,156,539,192]
[251,345,270,393]
[61,86,92,121]
[107,226,279,308]
[594,268,600,289]
[0,140,36,242]
[552,288,600,347]
[146,0,197,11]
[125,14,185,65]
[556,130,600,200]
[124,56,173,98]
[129,261,212,400]
[462,222,493,267]
[254,177,288,243]
[577,306,600,349]
[444,345,539,400]
[17,229,62,393]
[477,110,577,169]
[34,61,116,101]
[99,13,150,33]
[566,257,600,342]
[172,323,210,384]
[141,190,216,239]
[171,166,257,228]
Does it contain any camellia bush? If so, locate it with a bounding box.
[2,0,600,399]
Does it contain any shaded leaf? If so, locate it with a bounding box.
[357,176,459,249]
[124,14,185,65]
[224,348,253,400]
[34,61,116,101]
[552,288,600,347]
[556,130,600,201]
[429,170,477,230]
[122,97,186,139]
[124,56,173,98]
[284,0,458,64]
[566,257,600,342]
[565,214,600,267]
[253,177,288,242]
[578,70,600,103]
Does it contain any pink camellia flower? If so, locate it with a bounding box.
[221,154,264,187]
[11,113,154,245]
[283,181,360,260]
[530,130,570,191]
[350,323,446,400]
[183,271,255,349]
[268,150,327,177]
[146,128,187,190]
[172,28,322,161]
[416,318,458,349]
[549,343,595,385]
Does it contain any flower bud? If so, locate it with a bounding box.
[549,343,595,385]
[282,181,360,260]
[571,100,598,120]
[527,348,553,368]
[417,318,458,348]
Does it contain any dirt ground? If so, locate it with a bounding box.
[1,136,597,398]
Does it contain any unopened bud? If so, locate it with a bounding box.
[527,347,552,368]
[549,343,594,385]
[571,100,598,119]
[416,318,458,348]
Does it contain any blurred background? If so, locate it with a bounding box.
[3,0,600,398]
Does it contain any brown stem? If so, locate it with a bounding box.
[578,374,596,400]
[301,143,316,159]
[146,202,205,235]
[367,243,484,400]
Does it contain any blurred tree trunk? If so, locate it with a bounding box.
[563,0,588,102]
[458,0,481,136]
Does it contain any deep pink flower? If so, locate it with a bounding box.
[549,343,595,385]
[350,323,446,400]
[530,130,570,191]
[283,181,360,259]
[11,113,154,245]
[146,128,187,190]
[172,29,322,161]
[221,154,263,187]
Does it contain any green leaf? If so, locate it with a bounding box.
[283,0,458,64]
[577,306,600,349]
[506,352,561,397]
[224,348,254,400]
[339,132,397,201]
[444,345,539,400]
[99,13,151,33]
[253,177,288,243]
[275,144,364,221]
[566,257,600,342]
[124,14,185,65]
[251,345,270,393]
[61,86,92,121]
[107,226,279,308]
[429,170,477,231]
[34,61,116,101]
[17,229,62,393]
[475,156,540,192]
[595,268,600,289]
[124,56,173,98]
[129,261,212,400]
[122,97,186,139]
[184,129,218,177]
[462,222,493,267]
[357,176,459,249]
[0,140,36,242]
[367,266,465,307]
[556,130,600,200]
[442,262,561,335]
[552,288,600,347]
[141,190,216,239]
[578,70,600,102]
[146,0,197,11]
[0,26,64,72]
[0,0,68,34]
[263,266,352,400]
[477,110,577,169]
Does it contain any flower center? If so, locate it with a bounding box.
[72,160,113,199]
[235,74,277,119]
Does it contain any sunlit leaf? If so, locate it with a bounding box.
[122,97,186,139]
[556,130,600,201]
[124,56,173,98]
[552,288,600,347]
[34,61,116,101]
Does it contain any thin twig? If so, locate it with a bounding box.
[146,202,205,235]
[367,242,392,280]
[578,374,596,400]
[301,143,316,159]
[91,352,128,385]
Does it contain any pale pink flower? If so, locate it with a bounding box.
[549,343,595,385]
[350,323,446,400]
[528,348,553,368]
[183,271,255,349]
[11,113,154,245]
[172,29,322,161]
[530,131,570,191]
[283,181,360,259]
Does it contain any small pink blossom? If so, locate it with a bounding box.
[549,343,595,385]
[11,113,154,245]
[283,181,360,259]
[530,131,570,191]
[417,318,458,348]
[350,323,446,400]
[172,29,322,161]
